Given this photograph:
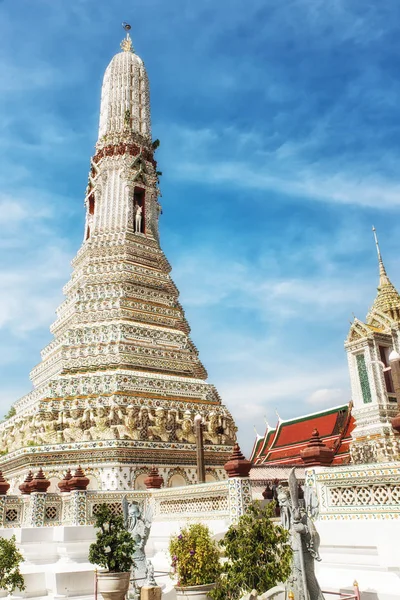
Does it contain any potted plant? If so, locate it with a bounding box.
[210,502,292,600]
[89,504,136,600]
[169,523,221,599]
[0,535,25,595]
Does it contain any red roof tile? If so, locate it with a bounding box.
[250,404,354,466]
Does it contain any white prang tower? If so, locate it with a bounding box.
[0,31,236,492]
[346,228,400,463]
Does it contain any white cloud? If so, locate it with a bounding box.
[0,197,52,225]
[0,245,71,335]
[307,387,347,406]
[173,249,373,323]
[161,124,400,209]
[219,363,350,455]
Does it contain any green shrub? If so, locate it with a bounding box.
[169,523,221,587]
[0,535,25,593]
[210,502,292,600]
[88,504,136,573]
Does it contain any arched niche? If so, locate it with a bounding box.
[169,474,187,488]
[134,474,148,490]
[205,472,217,483]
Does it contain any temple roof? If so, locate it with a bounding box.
[250,403,354,466]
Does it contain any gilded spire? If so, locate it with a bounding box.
[120,23,134,53]
[368,227,400,322]
[120,33,134,53]
[372,226,390,287]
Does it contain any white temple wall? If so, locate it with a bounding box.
[306,463,400,599]
[0,478,251,599]
[5,465,222,496]
[316,520,400,600]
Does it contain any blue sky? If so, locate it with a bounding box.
[1,1,400,455]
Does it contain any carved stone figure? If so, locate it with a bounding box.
[203,412,222,445]
[36,411,59,445]
[134,204,142,233]
[277,469,324,600]
[145,559,157,587]
[116,405,141,440]
[166,409,178,438]
[63,403,90,443]
[122,498,153,585]
[176,411,195,443]
[7,418,26,451]
[148,408,171,442]
[223,417,238,445]
[88,406,115,440]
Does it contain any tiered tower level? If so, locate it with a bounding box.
[0,34,236,492]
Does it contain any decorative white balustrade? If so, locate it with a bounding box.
[0,477,251,527]
[307,462,400,520]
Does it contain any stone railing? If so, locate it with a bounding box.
[0,477,251,528]
[307,462,400,520]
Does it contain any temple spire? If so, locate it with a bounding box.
[120,33,134,53]
[368,227,400,322]
[97,23,150,144]
[372,226,390,287]
[121,22,134,53]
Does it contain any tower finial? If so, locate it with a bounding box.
[372,226,390,287]
[121,22,134,53]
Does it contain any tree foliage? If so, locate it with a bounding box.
[88,504,136,573]
[1,406,16,423]
[0,535,25,593]
[169,523,221,587]
[210,502,292,600]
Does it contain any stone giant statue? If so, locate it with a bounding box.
[277,468,324,600]
[122,498,153,585]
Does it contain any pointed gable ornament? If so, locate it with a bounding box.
[224,443,251,478]
[300,429,335,467]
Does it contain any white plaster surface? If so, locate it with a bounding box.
[4,514,400,599]
[316,520,400,600]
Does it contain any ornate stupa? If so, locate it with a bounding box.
[345,227,400,463]
[0,31,236,492]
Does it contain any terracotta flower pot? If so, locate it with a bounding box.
[97,571,130,600]
[175,583,215,600]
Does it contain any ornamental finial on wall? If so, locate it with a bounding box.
[121,22,134,53]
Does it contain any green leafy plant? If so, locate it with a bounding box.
[88,504,136,573]
[152,139,160,150]
[0,535,25,593]
[169,523,221,587]
[0,406,16,423]
[210,502,292,600]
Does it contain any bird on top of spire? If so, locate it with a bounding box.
[121,22,134,53]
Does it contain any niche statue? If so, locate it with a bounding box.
[134,204,143,233]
